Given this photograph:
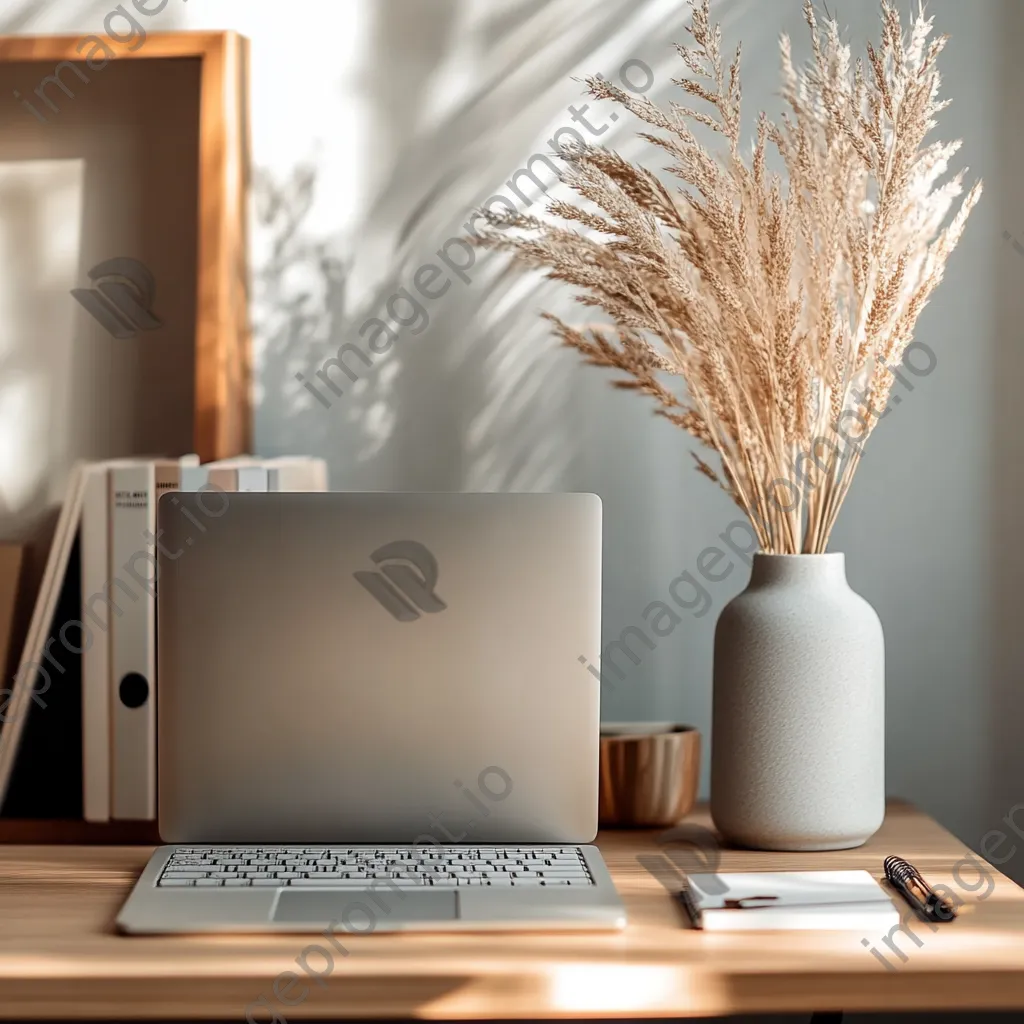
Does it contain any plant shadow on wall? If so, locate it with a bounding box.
[0,0,55,33]
[990,0,1024,890]
[252,162,348,466]
[255,0,722,492]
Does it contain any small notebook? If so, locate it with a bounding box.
[682,870,900,931]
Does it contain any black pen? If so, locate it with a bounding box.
[883,855,957,922]
[675,882,703,928]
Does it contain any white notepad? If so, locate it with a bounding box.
[684,870,900,931]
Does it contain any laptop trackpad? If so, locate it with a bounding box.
[273,890,458,924]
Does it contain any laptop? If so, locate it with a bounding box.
[117,491,626,933]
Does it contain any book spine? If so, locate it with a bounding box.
[80,468,111,823]
[236,467,269,492]
[154,463,184,503]
[309,458,329,491]
[178,467,209,493]
[267,459,328,492]
[206,467,239,493]
[109,464,157,820]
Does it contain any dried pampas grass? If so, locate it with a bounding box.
[473,0,981,553]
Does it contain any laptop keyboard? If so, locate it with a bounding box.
[157,846,595,887]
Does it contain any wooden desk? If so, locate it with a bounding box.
[1,802,1023,1019]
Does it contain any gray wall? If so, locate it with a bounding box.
[5,0,1020,874]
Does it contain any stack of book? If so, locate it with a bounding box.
[0,455,327,823]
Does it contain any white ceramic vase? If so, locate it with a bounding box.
[710,553,884,851]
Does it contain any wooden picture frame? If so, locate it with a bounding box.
[0,32,251,843]
[0,31,253,460]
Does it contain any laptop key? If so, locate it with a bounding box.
[290,878,380,887]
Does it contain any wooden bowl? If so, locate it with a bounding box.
[598,723,701,828]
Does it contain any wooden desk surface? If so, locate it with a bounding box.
[1,802,1023,1019]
